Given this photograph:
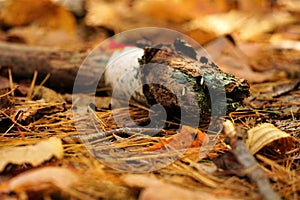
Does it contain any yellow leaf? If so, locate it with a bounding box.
[246,123,296,155]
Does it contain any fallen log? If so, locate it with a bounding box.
[0,41,250,121]
[0,42,88,92]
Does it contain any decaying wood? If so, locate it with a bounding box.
[0,42,88,92]
[0,41,250,117]
[139,44,250,126]
[1,40,251,134]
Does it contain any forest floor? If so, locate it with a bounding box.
[0,0,300,199]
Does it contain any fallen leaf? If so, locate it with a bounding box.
[0,167,78,193]
[185,10,295,41]
[146,125,208,151]
[238,11,296,41]
[17,103,66,125]
[32,86,65,103]
[0,0,78,46]
[204,37,278,83]
[0,0,76,34]
[123,174,232,200]
[7,25,79,47]
[277,0,300,13]
[51,0,86,17]
[212,151,243,173]
[134,0,194,24]
[85,0,129,29]
[134,0,231,24]
[185,11,247,36]
[270,33,300,51]
[0,137,63,172]
[246,123,296,155]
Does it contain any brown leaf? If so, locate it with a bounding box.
[0,167,78,193]
[185,10,295,41]
[134,0,232,24]
[0,0,77,34]
[278,0,300,12]
[246,123,296,155]
[32,86,65,103]
[212,151,243,173]
[123,174,232,200]
[0,0,78,46]
[146,125,208,151]
[7,25,79,47]
[204,37,281,83]
[0,137,63,172]
[85,0,128,29]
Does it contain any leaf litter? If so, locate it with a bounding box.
[0,0,300,199]
[0,84,299,199]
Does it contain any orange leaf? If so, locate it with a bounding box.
[1,0,76,34]
[147,125,208,151]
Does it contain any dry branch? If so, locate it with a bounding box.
[0,42,87,92]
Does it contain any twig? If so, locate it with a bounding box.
[27,70,38,99]
[63,127,164,144]
[8,69,14,97]
[38,73,51,87]
[0,110,30,139]
[0,86,18,98]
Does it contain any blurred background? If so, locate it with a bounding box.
[0,0,299,83]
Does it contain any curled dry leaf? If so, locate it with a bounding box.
[246,123,296,155]
[0,167,78,193]
[0,137,63,172]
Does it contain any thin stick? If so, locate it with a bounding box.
[39,73,51,87]
[63,127,163,144]
[87,105,107,130]
[0,86,18,98]
[8,69,14,96]
[0,110,31,133]
[27,70,38,99]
